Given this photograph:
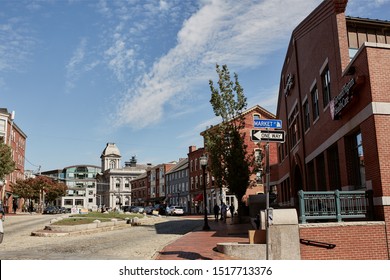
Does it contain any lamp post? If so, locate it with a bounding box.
[200,155,210,231]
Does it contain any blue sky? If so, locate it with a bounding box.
[1,0,390,172]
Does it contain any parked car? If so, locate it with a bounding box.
[166,206,184,216]
[144,206,154,215]
[153,204,166,215]
[58,207,68,213]
[131,206,144,214]
[43,206,58,214]
[122,206,133,212]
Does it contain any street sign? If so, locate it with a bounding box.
[251,129,285,143]
[254,119,282,129]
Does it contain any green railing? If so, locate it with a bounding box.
[298,190,373,223]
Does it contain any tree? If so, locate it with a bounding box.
[12,176,67,204]
[0,142,15,180]
[204,64,251,217]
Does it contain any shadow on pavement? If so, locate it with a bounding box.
[140,218,203,235]
[158,250,212,260]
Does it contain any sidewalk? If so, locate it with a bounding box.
[154,216,252,260]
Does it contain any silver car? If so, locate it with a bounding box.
[166,206,184,216]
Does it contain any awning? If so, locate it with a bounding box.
[194,193,203,201]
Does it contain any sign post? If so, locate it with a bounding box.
[251,119,284,260]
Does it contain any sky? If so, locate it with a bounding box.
[1,0,390,172]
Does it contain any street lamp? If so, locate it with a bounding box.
[199,154,210,231]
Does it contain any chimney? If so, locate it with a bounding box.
[189,146,197,153]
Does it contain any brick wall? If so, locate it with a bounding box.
[299,222,389,259]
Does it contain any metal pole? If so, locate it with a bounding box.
[202,165,210,231]
[265,141,270,260]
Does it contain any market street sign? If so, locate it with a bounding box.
[251,129,285,143]
[254,119,282,129]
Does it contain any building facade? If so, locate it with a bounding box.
[273,0,390,257]
[41,165,101,211]
[165,158,189,212]
[130,172,148,206]
[97,143,150,210]
[146,162,176,205]
[196,105,278,215]
[0,109,27,213]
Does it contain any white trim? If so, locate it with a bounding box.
[319,57,329,75]
[309,79,317,92]
[374,196,390,206]
[305,102,390,163]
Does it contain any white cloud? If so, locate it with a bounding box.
[0,18,35,74]
[65,38,88,92]
[105,39,136,83]
[114,0,321,129]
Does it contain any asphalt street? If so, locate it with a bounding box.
[0,214,203,260]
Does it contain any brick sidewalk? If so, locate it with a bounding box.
[155,217,251,260]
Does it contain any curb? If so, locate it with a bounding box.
[31,223,132,237]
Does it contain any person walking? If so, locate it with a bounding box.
[229,204,235,223]
[12,200,17,214]
[0,205,5,244]
[221,203,227,222]
[213,204,220,221]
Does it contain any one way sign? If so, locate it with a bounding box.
[251,129,285,143]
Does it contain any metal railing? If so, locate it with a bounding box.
[298,189,373,223]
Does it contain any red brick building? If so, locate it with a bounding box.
[195,105,278,215]
[274,0,390,258]
[0,109,27,213]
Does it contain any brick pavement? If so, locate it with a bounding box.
[154,216,251,260]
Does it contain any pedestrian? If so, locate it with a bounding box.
[221,203,227,222]
[12,200,17,214]
[229,204,235,223]
[213,204,220,221]
[0,205,5,244]
[29,202,34,213]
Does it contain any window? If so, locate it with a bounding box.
[346,131,366,189]
[75,199,84,206]
[311,85,320,120]
[322,66,331,107]
[116,179,120,189]
[288,104,300,149]
[109,160,116,169]
[278,143,286,163]
[303,99,310,132]
[0,119,5,132]
[64,199,73,206]
[307,160,315,190]
[316,153,326,191]
[327,144,341,190]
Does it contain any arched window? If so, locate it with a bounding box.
[110,160,116,169]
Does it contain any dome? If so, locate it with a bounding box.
[101,143,121,158]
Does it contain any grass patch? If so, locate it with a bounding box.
[51,212,144,226]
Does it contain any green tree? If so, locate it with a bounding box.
[44,180,67,203]
[205,64,251,217]
[0,142,15,180]
[12,176,67,204]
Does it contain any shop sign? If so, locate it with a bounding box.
[331,78,355,120]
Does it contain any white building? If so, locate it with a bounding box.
[97,143,150,210]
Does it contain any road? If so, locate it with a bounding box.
[0,214,203,260]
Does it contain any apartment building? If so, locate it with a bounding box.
[165,158,189,212]
[0,109,27,213]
